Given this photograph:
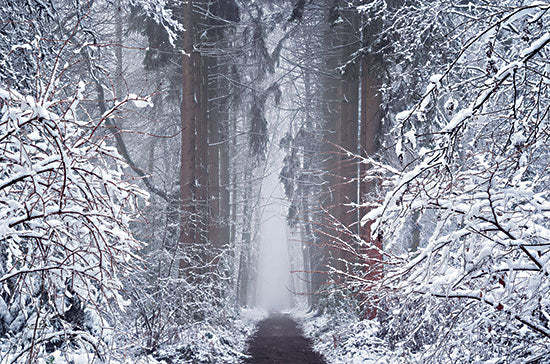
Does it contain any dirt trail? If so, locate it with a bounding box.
[244,314,326,364]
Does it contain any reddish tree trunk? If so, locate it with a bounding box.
[320,22,342,288]
[333,7,360,281]
[194,51,209,246]
[359,52,383,319]
[338,15,360,276]
[208,53,221,254]
[179,0,196,275]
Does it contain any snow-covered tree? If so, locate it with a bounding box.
[356,2,550,361]
[0,59,149,362]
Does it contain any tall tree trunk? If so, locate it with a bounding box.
[194,50,209,248]
[300,185,313,307]
[337,7,360,277]
[114,0,124,100]
[179,0,197,276]
[208,63,220,253]
[359,21,384,319]
[237,168,253,307]
[229,99,240,248]
[217,13,234,254]
[230,110,240,302]
[319,16,342,296]
[219,108,231,248]
[207,25,224,257]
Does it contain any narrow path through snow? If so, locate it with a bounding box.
[244,314,326,364]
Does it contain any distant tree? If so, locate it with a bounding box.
[281,0,387,312]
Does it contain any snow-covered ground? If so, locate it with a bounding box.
[151,308,267,364]
[291,309,395,364]
[26,308,267,364]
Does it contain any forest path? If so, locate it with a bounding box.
[244,313,326,364]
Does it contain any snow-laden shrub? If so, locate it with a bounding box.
[150,308,265,364]
[122,238,241,356]
[0,76,147,362]
[354,2,550,362]
[296,308,391,364]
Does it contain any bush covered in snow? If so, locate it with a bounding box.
[351,2,550,362]
[306,2,550,363]
[0,78,146,361]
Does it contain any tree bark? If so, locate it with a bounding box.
[114,0,124,100]
[359,23,384,319]
[207,44,221,254]
[319,15,342,296]
[237,168,253,307]
[219,108,231,248]
[194,50,209,247]
[179,0,197,276]
[301,185,313,307]
[337,7,360,277]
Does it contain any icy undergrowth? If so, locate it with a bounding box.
[153,308,266,364]
[23,308,266,364]
[295,307,550,364]
[293,309,411,364]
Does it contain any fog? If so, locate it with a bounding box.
[254,104,294,312]
[256,172,292,312]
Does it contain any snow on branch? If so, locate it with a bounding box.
[0,70,146,361]
[356,2,550,360]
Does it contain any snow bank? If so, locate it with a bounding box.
[291,310,395,364]
[13,309,266,364]
[152,308,266,364]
